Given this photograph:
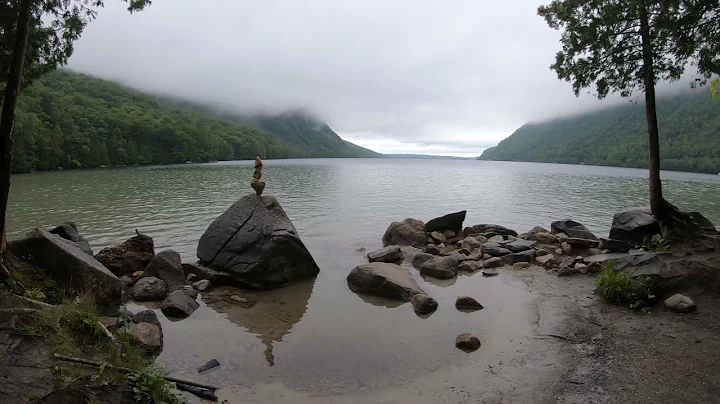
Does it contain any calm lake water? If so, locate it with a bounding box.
[8,159,720,402]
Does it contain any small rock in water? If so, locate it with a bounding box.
[130,276,168,302]
[430,231,447,243]
[367,245,403,263]
[513,262,530,269]
[459,260,483,273]
[455,333,481,352]
[561,242,573,256]
[664,294,697,313]
[133,310,161,328]
[197,359,221,373]
[411,294,439,315]
[412,252,436,268]
[482,268,499,276]
[193,279,211,292]
[424,244,441,255]
[420,256,458,279]
[160,290,200,319]
[356,247,367,252]
[455,296,484,311]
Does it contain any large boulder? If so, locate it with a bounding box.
[500,250,536,265]
[464,224,518,238]
[143,250,185,291]
[95,234,155,277]
[197,194,320,290]
[160,290,199,318]
[609,208,660,245]
[426,210,467,233]
[347,262,425,301]
[419,256,458,279]
[551,219,597,240]
[8,228,122,315]
[130,277,168,302]
[49,222,93,256]
[382,218,427,247]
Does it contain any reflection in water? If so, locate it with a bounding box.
[355,292,406,308]
[203,279,315,366]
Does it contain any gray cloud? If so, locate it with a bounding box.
[66,0,697,156]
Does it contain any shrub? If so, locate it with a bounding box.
[596,262,654,309]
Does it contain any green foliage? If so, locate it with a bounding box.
[12,70,377,173]
[638,233,669,251]
[22,287,46,301]
[712,78,720,101]
[126,369,184,404]
[596,262,654,309]
[478,90,720,174]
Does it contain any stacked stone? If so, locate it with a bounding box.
[251,156,265,196]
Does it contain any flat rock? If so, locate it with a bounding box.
[411,294,438,315]
[513,262,530,269]
[551,219,597,240]
[464,224,518,237]
[609,208,660,245]
[382,218,427,247]
[482,257,504,269]
[482,268,499,276]
[143,250,185,292]
[420,256,458,279]
[426,211,467,233]
[566,238,600,248]
[664,294,697,313]
[482,243,512,257]
[500,239,537,253]
[160,290,199,319]
[95,234,155,277]
[430,231,447,243]
[49,222,93,256]
[500,250,535,265]
[455,296,483,311]
[130,276,168,302]
[347,262,425,301]
[459,260,483,273]
[367,246,403,263]
[9,228,123,315]
[455,333,481,352]
[197,194,320,289]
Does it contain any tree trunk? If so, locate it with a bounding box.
[639,4,666,220]
[0,0,33,257]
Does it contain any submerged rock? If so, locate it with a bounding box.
[95,234,155,277]
[664,294,697,313]
[420,256,458,279]
[130,276,168,302]
[367,246,403,263]
[49,222,93,256]
[411,294,439,315]
[9,228,123,315]
[426,210,467,233]
[160,290,199,318]
[197,194,320,290]
[455,296,484,311]
[347,262,425,301]
[609,208,660,245]
[143,250,185,292]
[382,218,427,247]
[551,219,597,240]
[455,333,481,352]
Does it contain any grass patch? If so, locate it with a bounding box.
[126,369,185,404]
[596,261,655,309]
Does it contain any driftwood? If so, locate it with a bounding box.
[53,354,218,391]
[0,308,39,314]
[11,294,53,308]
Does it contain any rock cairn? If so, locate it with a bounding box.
[251,156,265,196]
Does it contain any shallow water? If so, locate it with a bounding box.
[9,159,720,401]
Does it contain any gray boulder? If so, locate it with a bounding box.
[664,294,697,313]
[535,232,559,244]
[9,228,122,315]
[382,218,427,247]
[461,237,483,252]
[500,239,536,253]
[119,276,135,289]
[411,294,439,315]
[609,208,660,245]
[160,290,199,318]
[197,194,320,290]
[95,234,155,277]
[133,309,161,328]
[426,210,467,233]
[347,262,425,301]
[523,226,550,241]
[482,243,511,257]
[419,256,458,279]
[367,246,403,263]
[143,250,185,291]
[130,277,168,302]
[412,252,436,268]
[49,222,93,256]
[458,260,483,272]
[551,219,597,240]
[500,249,536,265]
[424,244,441,255]
[455,296,484,311]
[600,238,634,253]
[482,257,504,268]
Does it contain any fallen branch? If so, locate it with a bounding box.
[53,354,217,391]
[11,294,53,308]
[0,308,39,314]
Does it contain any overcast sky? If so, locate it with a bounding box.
[67,0,647,156]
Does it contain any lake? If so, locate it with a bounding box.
[8,159,720,402]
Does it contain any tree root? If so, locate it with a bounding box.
[658,199,719,249]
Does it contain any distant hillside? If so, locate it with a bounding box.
[479,90,720,174]
[12,70,378,173]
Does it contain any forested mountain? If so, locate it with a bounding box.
[12,70,378,173]
[479,90,720,174]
